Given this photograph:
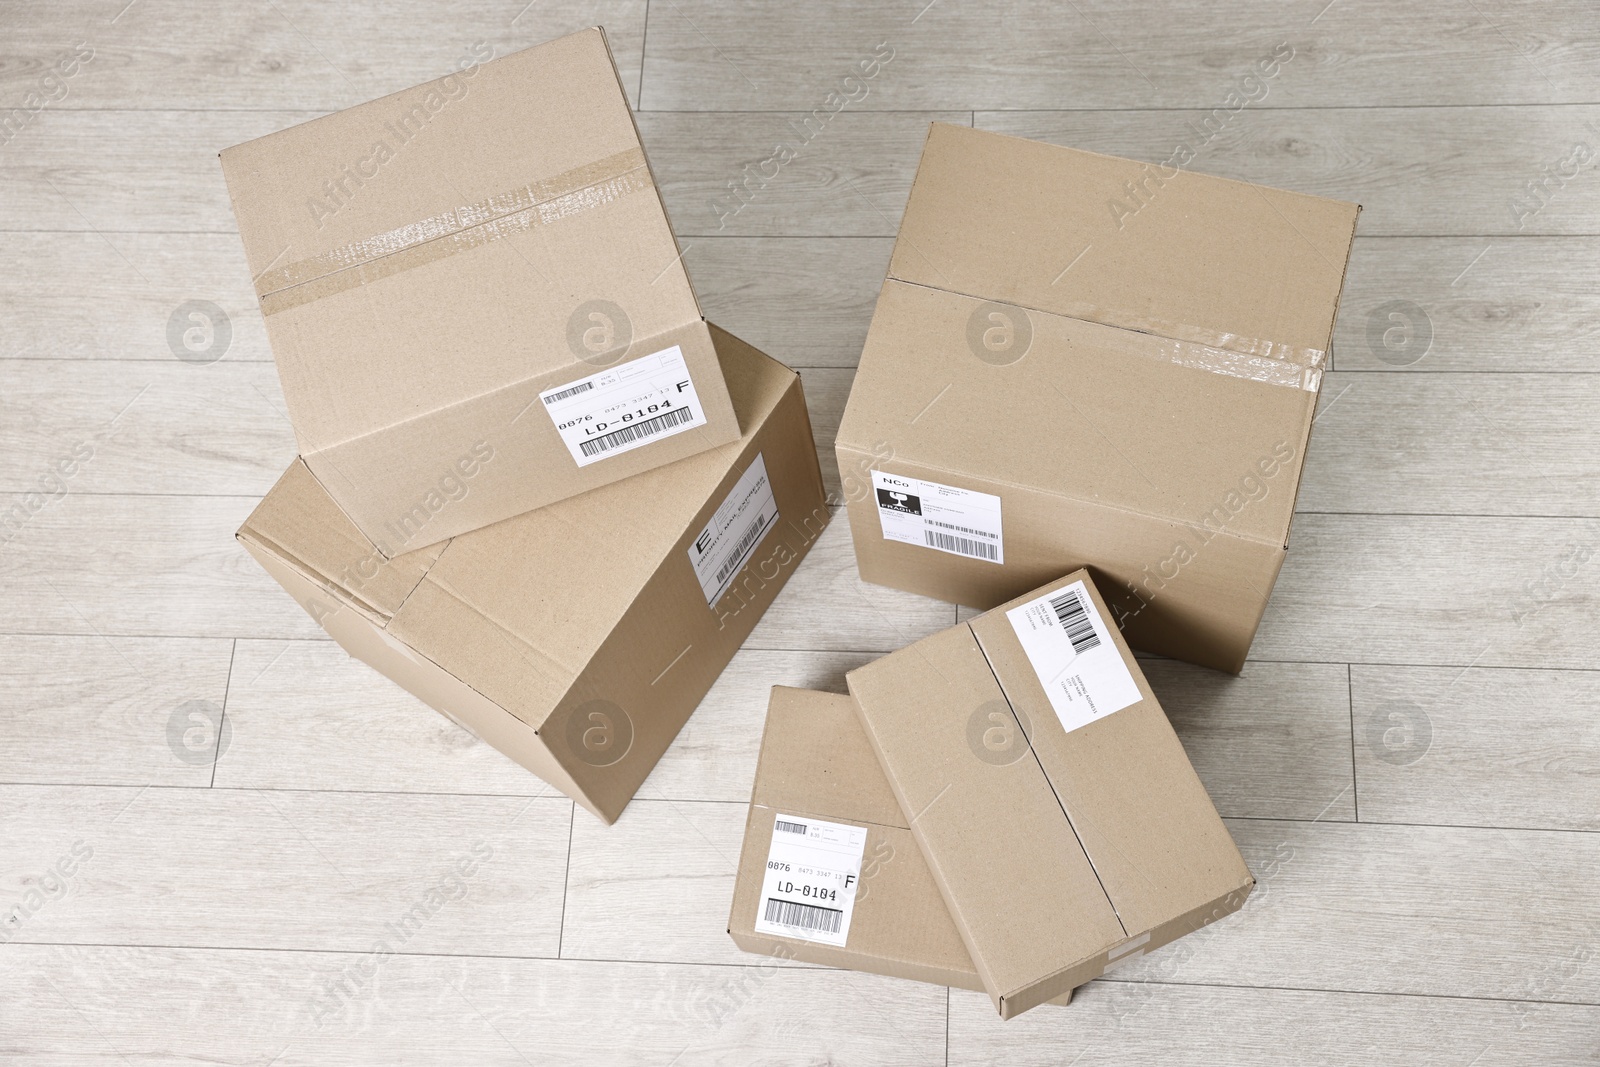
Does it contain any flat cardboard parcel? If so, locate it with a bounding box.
[238,327,826,823]
[848,569,1253,1018]
[730,686,1073,1007]
[222,28,739,551]
[837,123,1360,672]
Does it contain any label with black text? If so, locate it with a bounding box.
[688,453,779,606]
[541,345,707,467]
[871,471,1003,563]
[753,814,867,947]
[1006,580,1141,733]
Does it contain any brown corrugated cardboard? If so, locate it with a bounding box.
[222,28,739,551]
[728,687,1072,1007]
[237,326,827,824]
[836,123,1360,672]
[847,570,1254,1018]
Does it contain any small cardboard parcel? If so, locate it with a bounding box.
[836,123,1360,672]
[238,327,827,823]
[847,569,1254,1018]
[729,686,1073,1008]
[222,28,739,551]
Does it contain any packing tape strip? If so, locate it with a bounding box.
[1039,296,1327,374]
[255,146,651,317]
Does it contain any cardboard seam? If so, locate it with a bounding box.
[883,276,1326,386]
[836,440,1293,553]
[964,620,1130,942]
[750,800,908,836]
[235,527,392,627]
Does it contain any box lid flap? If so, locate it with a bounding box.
[220,28,701,453]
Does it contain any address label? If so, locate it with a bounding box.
[753,813,867,948]
[871,471,1003,564]
[1006,580,1141,734]
[540,345,707,467]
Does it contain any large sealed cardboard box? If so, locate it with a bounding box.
[836,123,1360,672]
[237,327,827,823]
[729,687,1072,1006]
[222,28,739,551]
[847,570,1253,1018]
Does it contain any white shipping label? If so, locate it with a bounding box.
[540,344,708,467]
[1006,580,1142,734]
[753,814,867,948]
[871,471,1003,564]
[688,453,780,607]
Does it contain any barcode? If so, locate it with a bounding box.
[927,518,997,540]
[543,380,595,405]
[925,529,998,561]
[764,897,842,934]
[775,819,808,835]
[1048,587,1101,655]
[579,405,695,457]
[714,513,771,587]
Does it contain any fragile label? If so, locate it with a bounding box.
[753,814,867,948]
[1006,580,1141,734]
[688,453,779,607]
[540,344,707,467]
[871,471,1003,564]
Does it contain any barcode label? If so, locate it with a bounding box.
[753,813,866,948]
[540,344,708,467]
[872,471,1003,565]
[542,380,595,405]
[579,405,695,457]
[763,898,842,934]
[927,518,998,540]
[1005,579,1141,735]
[1048,587,1101,654]
[925,529,998,561]
[688,454,780,608]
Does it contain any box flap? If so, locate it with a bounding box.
[386,324,797,730]
[220,28,701,455]
[892,123,1357,369]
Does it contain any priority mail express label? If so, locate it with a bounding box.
[688,453,779,607]
[541,345,708,467]
[753,814,867,948]
[871,471,1003,564]
[1006,580,1141,734]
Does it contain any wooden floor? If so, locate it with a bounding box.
[4,1,1599,1062]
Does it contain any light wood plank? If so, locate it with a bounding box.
[1352,665,1600,832]
[642,0,1600,110]
[640,649,873,804]
[691,237,891,369]
[562,798,758,966]
[1105,819,1600,1003]
[0,634,233,787]
[1257,514,1600,670]
[0,785,571,956]
[0,491,321,639]
[1334,237,1600,372]
[0,232,270,362]
[977,107,1600,236]
[0,358,293,496]
[744,507,959,653]
[1145,659,1355,822]
[798,366,853,505]
[0,1,648,110]
[0,944,946,1065]
[0,109,305,232]
[214,639,540,796]
[1301,371,1600,517]
[639,111,967,237]
[949,981,1600,1066]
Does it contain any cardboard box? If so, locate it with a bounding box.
[729,686,1072,1007]
[222,28,739,551]
[237,326,827,823]
[836,123,1360,672]
[847,569,1253,1018]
